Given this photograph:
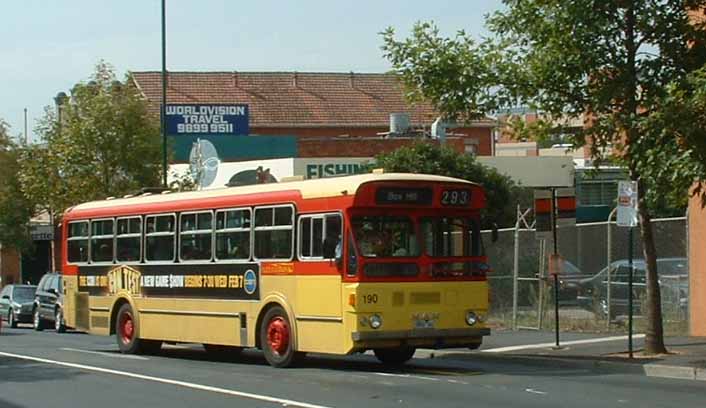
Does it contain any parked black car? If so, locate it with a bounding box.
[0,284,37,328]
[33,273,66,332]
[576,257,688,319]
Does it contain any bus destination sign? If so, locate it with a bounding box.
[376,187,433,205]
[440,189,471,206]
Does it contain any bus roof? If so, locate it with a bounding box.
[66,173,479,215]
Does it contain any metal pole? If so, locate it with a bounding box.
[628,226,634,358]
[606,207,617,328]
[513,205,520,330]
[161,0,168,187]
[24,108,28,144]
[552,188,560,348]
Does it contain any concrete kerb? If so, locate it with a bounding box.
[643,364,706,381]
[417,350,706,381]
[416,349,646,375]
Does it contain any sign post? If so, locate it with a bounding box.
[535,188,575,349]
[616,180,638,358]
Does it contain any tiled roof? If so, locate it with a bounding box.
[131,71,494,128]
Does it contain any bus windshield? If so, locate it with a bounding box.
[351,215,481,259]
[421,216,480,258]
[351,216,420,257]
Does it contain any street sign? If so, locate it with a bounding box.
[616,180,638,227]
[555,187,576,227]
[534,190,552,240]
[548,253,563,276]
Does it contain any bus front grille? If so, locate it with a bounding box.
[410,292,441,305]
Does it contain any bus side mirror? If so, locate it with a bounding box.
[491,223,499,243]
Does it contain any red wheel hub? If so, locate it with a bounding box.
[119,312,134,344]
[266,317,289,355]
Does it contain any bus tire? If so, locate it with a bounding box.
[373,347,416,365]
[115,303,161,354]
[260,306,301,368]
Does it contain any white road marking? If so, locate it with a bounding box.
[373,372,442,382]
[60,348,150,360]
[525,388,547,395]
[0,351,331,408]
[481,334,646,353]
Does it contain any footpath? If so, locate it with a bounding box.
[419,330,706,382]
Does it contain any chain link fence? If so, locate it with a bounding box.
[484,213,688,335]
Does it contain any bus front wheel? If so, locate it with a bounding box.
[260,306,301,368]
[373,347,416,365]
[115,303,161,354]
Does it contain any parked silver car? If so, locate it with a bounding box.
[0,284,38,328]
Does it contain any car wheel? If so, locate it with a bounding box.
[8,311,17,328]
[260,306,302,368]
[33,308,44,331]
[373,347,416,365]
[55,308,66,333]
[115,303,161,354]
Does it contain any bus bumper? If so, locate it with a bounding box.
[351,327,490,350]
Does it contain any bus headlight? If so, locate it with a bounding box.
[465,311,478,326]
[369,314,383,329]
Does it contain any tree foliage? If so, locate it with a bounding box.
[0,120,35,251]
[374,142,529,228]
[382,0,706,354]
[18,61,162,220]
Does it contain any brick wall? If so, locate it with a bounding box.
[252,126,493,157]
[297,137,466,158]
[0,246,21,287]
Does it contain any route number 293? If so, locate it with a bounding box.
[361,294,378,304]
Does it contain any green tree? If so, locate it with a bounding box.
[382,1,706,354]
[374,142,529,228]
[0,120,35,252]
[19,61,162,220]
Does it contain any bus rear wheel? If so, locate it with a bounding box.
[260,306,301,368]
[373,347,416,365]
[115,303,161,354]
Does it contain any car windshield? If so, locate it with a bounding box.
[352,216,420,258]
[13,286,36,301]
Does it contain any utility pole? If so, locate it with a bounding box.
[161,0,168,187]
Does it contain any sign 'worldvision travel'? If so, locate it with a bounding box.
[165,104,249,135]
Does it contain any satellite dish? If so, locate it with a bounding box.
[189,139,220,189]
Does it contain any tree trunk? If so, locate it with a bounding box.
[635,177,667,355]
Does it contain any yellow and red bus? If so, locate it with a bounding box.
[60,172,492,367]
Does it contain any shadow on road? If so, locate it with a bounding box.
[0,355,86,384]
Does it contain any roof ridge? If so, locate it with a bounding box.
[132,70,395,76]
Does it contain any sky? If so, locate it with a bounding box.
[0,0,502,142]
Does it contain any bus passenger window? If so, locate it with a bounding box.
[180,211,213,261]
[215,209,251,261]
[323,215,342,259]
[254,205,293,260]
[90,219,115,263]
[145,214,176,262]
[68,221,89,263]
[116,217,141,262]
